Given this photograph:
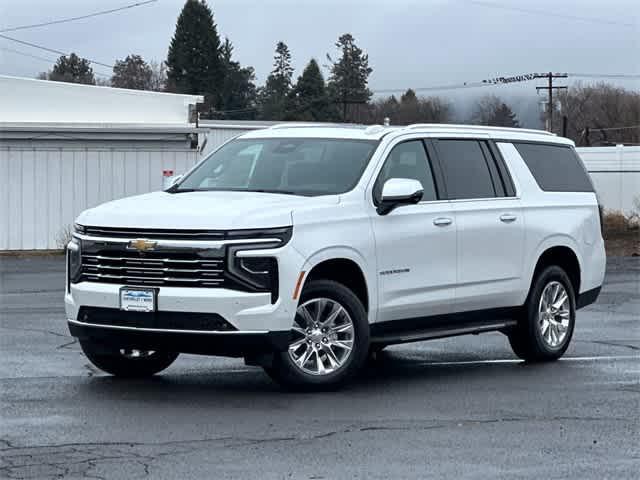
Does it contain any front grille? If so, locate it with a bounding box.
[78,307,236,331]
[81,251,226,288]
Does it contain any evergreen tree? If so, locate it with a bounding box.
[327,33,372,122]
[166,0,223,112]
[258,41,294,120]
[216,38,257,119]
[288,58,332,121]
[111,54,152,90]
[488,103,520,127]
[47,53,96,85]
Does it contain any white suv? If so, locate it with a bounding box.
[66,123,606,389]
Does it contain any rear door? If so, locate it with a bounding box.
[432,138,525,312]
[369,139,457,323]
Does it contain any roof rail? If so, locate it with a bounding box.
[269,122,367,130]
[404,123,555,136]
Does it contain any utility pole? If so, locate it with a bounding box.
[535,72,568,132]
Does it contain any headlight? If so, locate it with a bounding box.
[66,237,82,289]
[227,251,279,303]
[73,223,86,235]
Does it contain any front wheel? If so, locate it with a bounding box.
[508,266,576,362]
[265,279,370,390]
[80,340,179,377]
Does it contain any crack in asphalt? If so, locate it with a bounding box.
[0,415,631,478]
[581,340,640,351]
[0,325,69,339]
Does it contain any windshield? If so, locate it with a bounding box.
[174,137,378,196]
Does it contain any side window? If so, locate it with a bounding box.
[374,140,438,202]
[513,143,594,192]
[436,140,497,199]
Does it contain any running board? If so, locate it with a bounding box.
[370,320,518,346]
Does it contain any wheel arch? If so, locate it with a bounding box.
[528,240,583,297]
[299,249,373,316]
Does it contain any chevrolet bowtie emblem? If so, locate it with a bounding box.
[128,239,157,252]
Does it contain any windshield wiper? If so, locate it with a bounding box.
[167,187,198,194]
[245,189,306,196]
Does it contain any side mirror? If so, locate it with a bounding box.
[377,178,424,215]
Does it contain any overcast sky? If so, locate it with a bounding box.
[0,0,638,100]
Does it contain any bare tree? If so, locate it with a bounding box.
[556,83,640,145]
[149,60,168,92]
[470,94,519,127]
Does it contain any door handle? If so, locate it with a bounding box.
[500,213,517,223]
[433,217,453,227]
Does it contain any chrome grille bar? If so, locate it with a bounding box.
[80,252,226,288]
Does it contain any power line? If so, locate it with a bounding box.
[0,46,56,64]
[0,0,157,33]
[0,46,112,77]
[568,72,640,79]
[462,0,635,28]
[371,71,640,96]
[0,33,114,69]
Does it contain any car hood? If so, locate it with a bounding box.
[77,190,338,230]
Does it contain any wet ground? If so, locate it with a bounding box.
[1,256,638,479]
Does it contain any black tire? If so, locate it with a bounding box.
[265,279,370,391]
[80,340,179,377]
[508,265,576,362]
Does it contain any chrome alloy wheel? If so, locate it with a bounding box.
[288,298,355,376]
[538,281,571,348]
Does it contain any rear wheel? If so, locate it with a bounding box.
[80,340,179,377]
[265,279,369,390]
[508,266,576,362]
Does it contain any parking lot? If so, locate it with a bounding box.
[1,255,638,479]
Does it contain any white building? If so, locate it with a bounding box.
[0,75,203,250]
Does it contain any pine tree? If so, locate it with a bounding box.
[327,33,372,122]
[488,103,520,127]
[111,54,152,90]
[216,38,257,119]
[258,41,294,120]
[288,58,332,121]
[47,53,96,85]
[166,0,223,112]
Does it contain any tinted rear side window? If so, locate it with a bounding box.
[436,140,496,199]
[514,143,594,192]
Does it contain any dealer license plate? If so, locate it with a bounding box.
[120,288,156,312]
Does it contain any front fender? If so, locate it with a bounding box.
[293,245,378,323]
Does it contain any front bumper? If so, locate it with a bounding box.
[68,318,292,356]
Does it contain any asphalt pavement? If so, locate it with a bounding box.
[1,255,638,479]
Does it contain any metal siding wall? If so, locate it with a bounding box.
[200,128,252,157]
[0,146,200,250]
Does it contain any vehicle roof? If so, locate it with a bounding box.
[238,123,574,145]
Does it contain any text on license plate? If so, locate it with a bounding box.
[120,288,155,312]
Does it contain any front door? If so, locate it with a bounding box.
[370,139,457,323]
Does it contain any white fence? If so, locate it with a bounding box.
[0,146,200,250]
[577,145,640,215]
